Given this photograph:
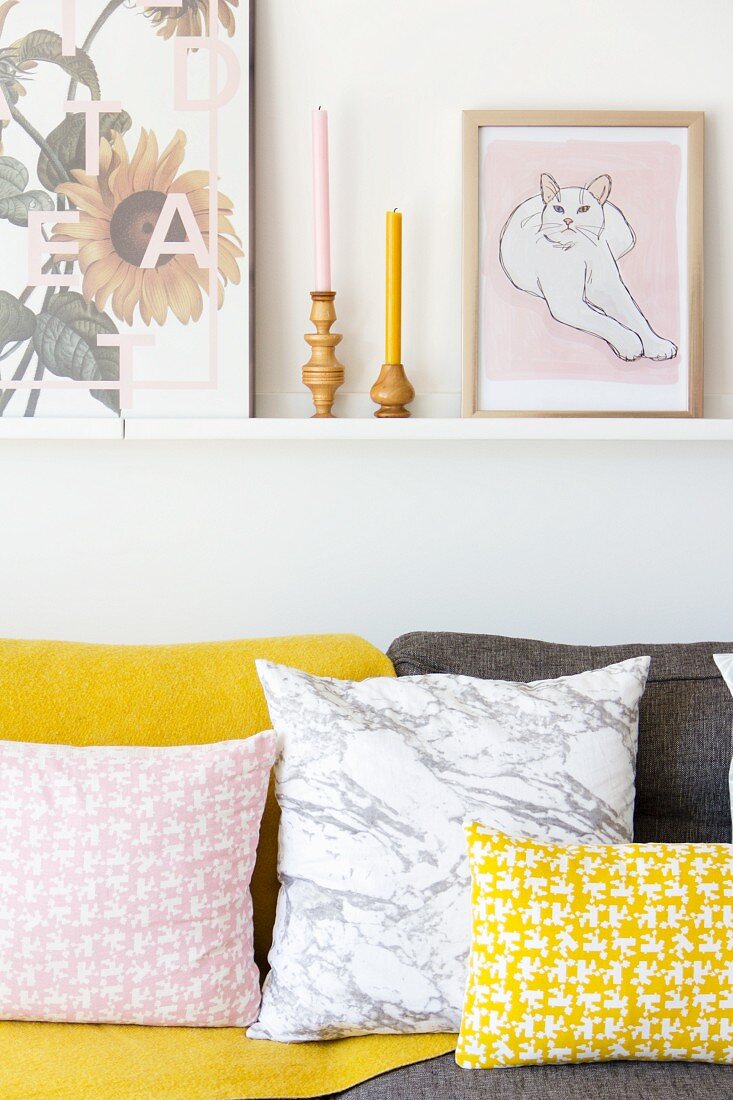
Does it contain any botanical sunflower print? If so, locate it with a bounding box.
[0,0,247,418]
[145,0,239,39]
[55,128,242,326]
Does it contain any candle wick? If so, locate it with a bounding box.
[394,207,398,212]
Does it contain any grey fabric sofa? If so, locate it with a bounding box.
[332,632,733,1100]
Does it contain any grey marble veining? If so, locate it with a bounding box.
[247,657,650,1042]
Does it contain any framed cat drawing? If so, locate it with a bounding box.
[462,111,703,418]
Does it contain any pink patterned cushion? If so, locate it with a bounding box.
[0,733,275,1026]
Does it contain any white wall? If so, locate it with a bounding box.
[1,440,732,650]
[1,0,732,651]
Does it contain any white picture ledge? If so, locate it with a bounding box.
[2,418,733,442]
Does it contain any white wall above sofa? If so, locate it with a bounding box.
[1,439,731,650]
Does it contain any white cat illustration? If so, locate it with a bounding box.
[499,174,677,362]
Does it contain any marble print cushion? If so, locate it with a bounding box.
[715,653,733,691]
[0,733,276,1026]
[248,657,650,1041]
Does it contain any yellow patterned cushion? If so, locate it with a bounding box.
[457,825,733,1068]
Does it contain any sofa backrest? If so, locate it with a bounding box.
[387,633,733,845]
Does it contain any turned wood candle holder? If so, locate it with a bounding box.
[302,291,345,418]
[370,363,415,418]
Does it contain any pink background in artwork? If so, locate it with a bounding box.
[481,138,682,385]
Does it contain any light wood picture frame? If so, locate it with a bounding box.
[462,111,704,418]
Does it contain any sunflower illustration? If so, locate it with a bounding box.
[54,128,242,327]
[144,0,239,39]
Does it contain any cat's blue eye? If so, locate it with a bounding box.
[553,205,564,214]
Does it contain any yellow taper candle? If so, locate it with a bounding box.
[385,210,402,364]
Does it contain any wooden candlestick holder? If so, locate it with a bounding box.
[370,363,415,418]
[302,291,345,418]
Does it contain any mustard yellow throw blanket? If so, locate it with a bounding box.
[0,635,455,1100]
[1,1023,456,1100]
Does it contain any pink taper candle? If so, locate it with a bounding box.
[312,108,332,292]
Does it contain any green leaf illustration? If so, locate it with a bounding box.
[33,291,120,414]
[37,110,132,192]
[0,290,36,353]
[0,156,28,199]
[13,31,100,99]
[0,157,55,224]
[0,189,54,226]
